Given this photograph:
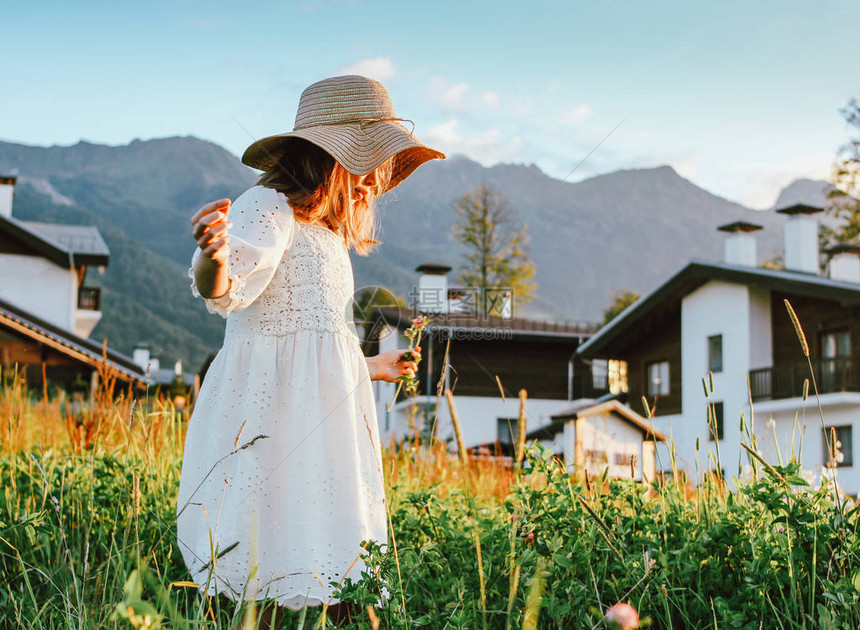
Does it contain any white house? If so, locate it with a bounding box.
[0,175,108,338]
[0,174,144,390]
[526,398,667,482]
[360,264,644,470]
[577,205,860,495]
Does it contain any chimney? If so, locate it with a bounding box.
[414,263,451,314]
[827,244,860,283]
[776,204,824,274]
[717,221,762,266]
[0,174,16,219]
[133,343,151,370]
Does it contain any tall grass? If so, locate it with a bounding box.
[1,346,859,629]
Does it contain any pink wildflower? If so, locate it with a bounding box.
[605,602,639,630]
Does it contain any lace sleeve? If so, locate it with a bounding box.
[188,186,296,318]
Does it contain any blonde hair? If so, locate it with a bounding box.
[257,139,393,256]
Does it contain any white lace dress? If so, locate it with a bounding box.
[176,184,387,611]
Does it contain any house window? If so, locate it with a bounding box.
[822,425,853,468]
[646,361,670,396]
[497,418,519,445]
[585,449,607,465]
[614,452,635,466]
[820,330,851,393]
[608,360,628,394]
[591,359,608,391]
[708,335,723,373]
[821,330,851,359]
[707,402,724,441]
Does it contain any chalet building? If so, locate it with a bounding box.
[526,398,667,483]
[0,174,145,391]
[577,205,860,494]
[360,263,634,460]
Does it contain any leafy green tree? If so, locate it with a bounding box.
[451,184,536,315]
[602,289,641,326]
[821,98,860,256]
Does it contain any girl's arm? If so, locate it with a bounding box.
[190,198,233,299]
[193,253,231,299]
[366,347,421,382]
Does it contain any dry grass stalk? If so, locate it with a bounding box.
[515,389,527,465]
[445,388,469,466]
[784,299,809,357]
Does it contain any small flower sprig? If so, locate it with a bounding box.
[387,315,429,410]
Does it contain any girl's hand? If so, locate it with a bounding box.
[370,347,421,383]
[191,198,233,265]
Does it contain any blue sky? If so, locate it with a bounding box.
[2,0,856,208]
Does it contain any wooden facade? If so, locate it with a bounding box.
[770,292,860,365]
[430,334,582,400]
[361,308,598,402]
[0,299,145,392]
[619,305,682,417]
[0,329,96,391]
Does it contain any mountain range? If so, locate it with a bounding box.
[0,137,837,371]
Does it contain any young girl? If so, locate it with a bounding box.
[176,75,445,626]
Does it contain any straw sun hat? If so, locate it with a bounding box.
[241,75,446,193]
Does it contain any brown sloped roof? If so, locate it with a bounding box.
[0,296,145,387]
[527,398,667,441]
[0,215,109,268]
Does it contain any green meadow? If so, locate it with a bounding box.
[1,362,858,630]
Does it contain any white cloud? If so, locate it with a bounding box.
[426,119,460,145]
[560,104,594,124]
[546,78,563,94]
[438,82,470,111]
[336,57,396,82]
[510,98,532,117]
[480,91,500,109]
[424,119,523,165]
[428,77,501,113]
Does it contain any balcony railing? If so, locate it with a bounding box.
[78,287,101,311]
[749,357,860,402]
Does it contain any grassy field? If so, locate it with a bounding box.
[1,362,859,630]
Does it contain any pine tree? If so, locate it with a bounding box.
[451,184,536,316]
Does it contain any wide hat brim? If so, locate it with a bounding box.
[241,120,446,193]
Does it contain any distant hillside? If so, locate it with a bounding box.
[10,184,226,371]
[364,154,791,322]
[0,137,834,370]
[770,178,835,210]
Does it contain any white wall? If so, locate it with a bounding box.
[380,391,575,453]
[679,281,757,480]
[0,253,75,331]
[576,412,645,480]
[0,184,13,218]
[372,324,576,450]
[651,412,683,474]
[75,309,102,338]
[374,324,407,437]
[752,394,860,495]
